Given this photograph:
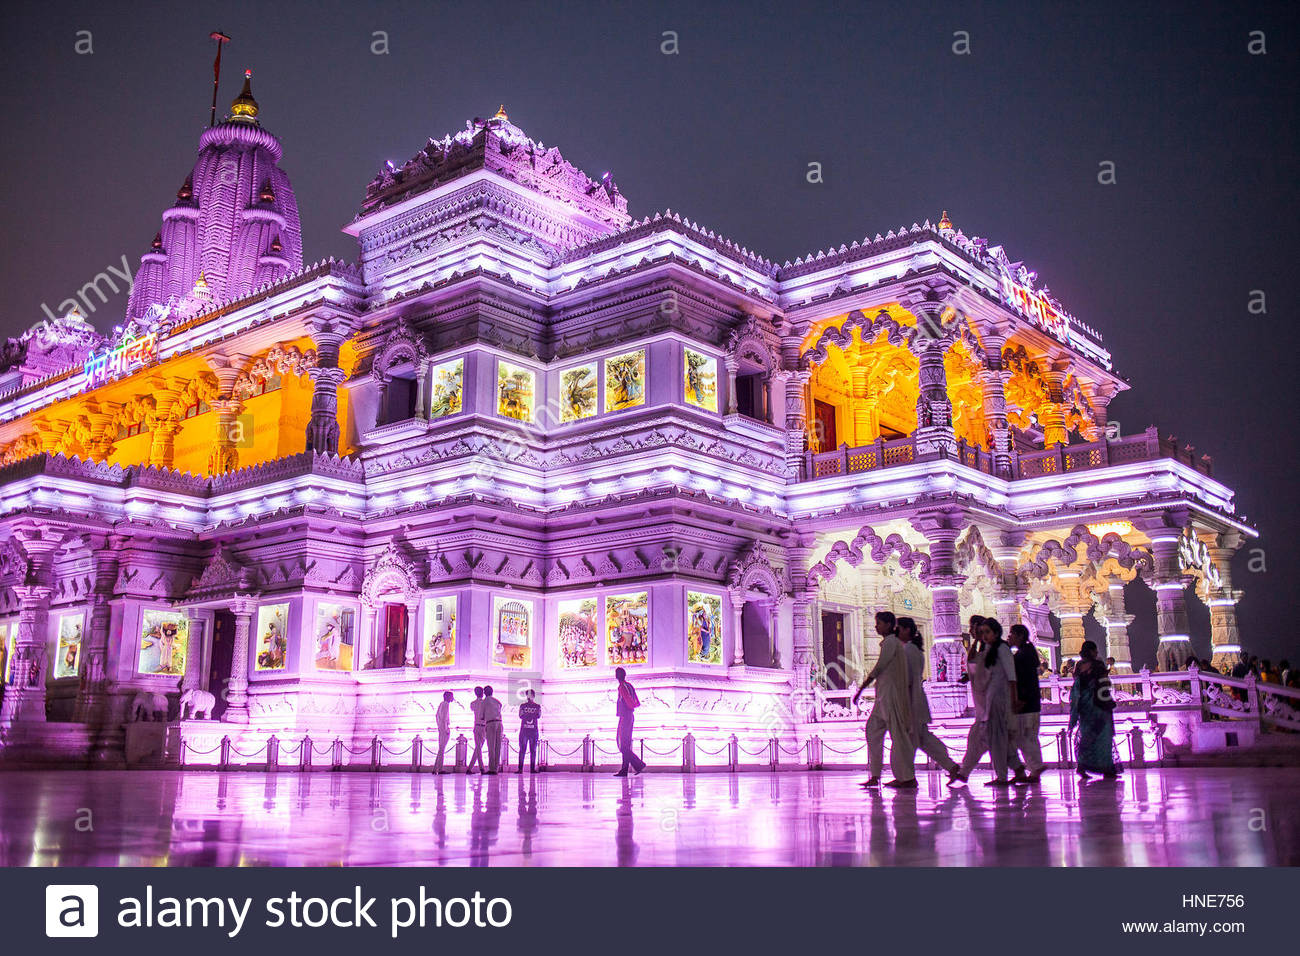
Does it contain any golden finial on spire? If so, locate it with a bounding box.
[494,104,508,121]
[229,69,259,123]
[938,210,953,231]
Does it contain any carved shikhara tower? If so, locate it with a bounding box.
[0,95,1253,765]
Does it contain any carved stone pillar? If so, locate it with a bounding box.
[84,400,121,461]
[404,597,420,667]
[913,343,957,456]
[980,330,1013,475]
[1145,528,1192,672]
[182,615,207,694]
[146,377,185,469]
[0,586,53,723]
[225,598,257,723]
[782,369,810,477]
[1102,576,1135,672]
[1039,365,1070,447]
[912,510,965,680]
[1085,383,1118,442]
[849,358,873,446]
[724,355,739,415]
[786,535,817,690]
[1055,569,1089,660]
[206,354,247,475]
[74,538,121,725]
[305,315,353,454]
[1205,533,1244,671]
[729,590,746,667]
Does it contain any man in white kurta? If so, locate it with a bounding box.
[854,613,916,787]
[903,631,960,777]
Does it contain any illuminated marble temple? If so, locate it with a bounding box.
[0,86,1257,765]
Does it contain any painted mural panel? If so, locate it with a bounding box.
[255,603,290,671]
[684,349,719,412]
[559,363,598,422]
[138,609,188,676]
[492,596,533,668]
[606,592,649,665]
[54,611,85,679]
[423,595,457,667]
[428,358,464,419]
[314,602,355,671]
[497,361,535,422]
[605,349,646,412]
[557,597,599,669]
[686,591,724,665]
[1,620,13,684]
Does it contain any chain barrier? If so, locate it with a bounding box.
[227,744,267,759]
[642,742,682,757]
[822,742,868,755]
[547,743,582,758]
[184,742,223,756]
[695,742,728,756]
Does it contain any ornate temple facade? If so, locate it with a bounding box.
[0,86,1254,765]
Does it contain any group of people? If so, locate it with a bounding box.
[853,611,1120,789]
[431,685,540,775]
[428,667,648,777]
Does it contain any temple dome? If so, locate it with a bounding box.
[125,71,303,323]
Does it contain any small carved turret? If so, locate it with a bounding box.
[229,69,259,124]
[177,176,194,201]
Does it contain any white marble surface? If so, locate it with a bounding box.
[0,767,1295,866]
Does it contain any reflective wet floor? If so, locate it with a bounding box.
[1,767,1296,866]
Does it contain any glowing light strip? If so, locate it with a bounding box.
[1207,598,1237,607]
[1153,582,1185,592]
[1213,644,1242,654]
[1159,634,1190,642]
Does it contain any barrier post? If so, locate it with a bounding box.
[769,737,779,771]
[370,735,382,770]
[455,734,467,772]
[301,735,312,772]
[540,739,549,771]
[179,738,188,768]
[412,735,423,772]
[582,735,594,772]
[728,734,739,772]
[267,735,279,772]
[219,735,231,770]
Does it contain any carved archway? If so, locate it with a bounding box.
[807,525,931,589]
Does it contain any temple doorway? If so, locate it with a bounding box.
[208,609,235,720]
[381,603,408,668]
[814,399,837,451]
[821,611,847,688]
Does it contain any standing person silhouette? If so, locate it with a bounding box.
[432,690,454,773]
[613,667,646,776]
[483,685,504,775]
[518,689,541,773]
[466,686,486,773]
[853,611,916,788]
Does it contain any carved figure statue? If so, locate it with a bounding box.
[179,687,217,720]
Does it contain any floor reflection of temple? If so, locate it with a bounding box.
[0,768,1294,866]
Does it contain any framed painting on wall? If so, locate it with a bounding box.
[497,361,535,422]
[138,609,188,676]
[557,597,599,669]
[684,349,719,412]
[53,610,85,679]
[492,596,532,669]
[422,595,457,667]
[604,349,646,412]
[314,602,355,671]
[255,603,290,671]
[428,358,464,419]
[559,363,598,423]
[686,591,724,665]
[605,592,649,665]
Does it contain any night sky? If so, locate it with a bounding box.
[3,1,1296,664]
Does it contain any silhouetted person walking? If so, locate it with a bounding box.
[1007,624,1045,782]
[483,685,504,774]
[518,689,540,773]
[853,611,916,788]
[433,690,454,773]
[613,667,645,776]
[467,685,486,773]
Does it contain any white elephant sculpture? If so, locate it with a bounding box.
[179,688,216,720]
[130,692,169,722]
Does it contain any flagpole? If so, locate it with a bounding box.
[209,31,231,128]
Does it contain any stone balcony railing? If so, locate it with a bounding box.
[803,425,1214,482]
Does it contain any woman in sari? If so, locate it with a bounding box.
[1069,640,1120,779]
